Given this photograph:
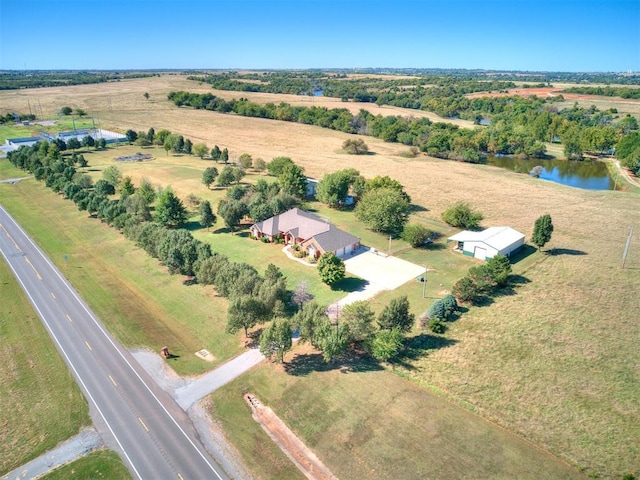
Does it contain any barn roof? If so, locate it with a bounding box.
[447,227,525,251]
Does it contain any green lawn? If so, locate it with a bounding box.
[0,254,90,475]
[40,449,131,480]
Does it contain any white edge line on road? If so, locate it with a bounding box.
[0,206,225,480]
[0,245,143,480]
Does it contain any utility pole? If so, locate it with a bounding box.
[422,265,427,298]
[622,226,634,269]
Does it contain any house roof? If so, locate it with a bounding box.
[447,227,525,251]
[309,224,360,252]
[254,208,331,238]
[252,208,359,253]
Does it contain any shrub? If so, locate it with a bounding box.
[441,201,483,229]
[342,138,369,154]
[442,294,459,317]
[453,276,479,303]
[427,300,446,320]
[401,223,434,247]
[428,318,446,334]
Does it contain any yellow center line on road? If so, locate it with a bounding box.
[50,292,56,299]
[138,417,149,432]
[177,473,184,480]
[85,341,92,351]
[66,314,72,322]
[0,223,21,251]
[24,256,42,280]
[108,375,117,386]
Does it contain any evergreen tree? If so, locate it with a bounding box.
[155,187,187,227]
[378,296,414,333]
[199,200,216,230]
[532,214,554,251]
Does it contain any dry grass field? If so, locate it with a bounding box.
[1,76,639,478]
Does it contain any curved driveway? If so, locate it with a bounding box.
[0,205,229,480]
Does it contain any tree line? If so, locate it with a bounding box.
[561,86,640,100]
[0,71,158,90]
[168,89,638,163]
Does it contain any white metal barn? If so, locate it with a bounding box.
[447,227,525,260]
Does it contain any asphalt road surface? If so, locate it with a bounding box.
[0,205,230,480]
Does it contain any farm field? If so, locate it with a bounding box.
[1,75,639,478]
[0,249,90,475]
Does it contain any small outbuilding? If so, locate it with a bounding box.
[447,227,525,260]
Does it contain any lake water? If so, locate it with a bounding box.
[486,155,615,190]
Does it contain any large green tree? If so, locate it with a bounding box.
[355,187,410,236]
[202,167,219,189]
[378,296,414,333]
[278,163,307,198]
[401,223,434,247]
[102,165,122,189]
[193,143,209,159]
[259,318,293,363]
[316,169,360,207]
[369,329,404,363]
[218,200,248,231]
[441,201,483,229]
[267,156,295,176]
[532,214,554,251]
[340,301,375,344]
[155,187,187,227]
[227,295,268,337]
[317,252,346,285]
[199,200,216,230]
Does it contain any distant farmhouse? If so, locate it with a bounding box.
[250,208,360,258]
[2,128,127,155]
[447,227,525,261]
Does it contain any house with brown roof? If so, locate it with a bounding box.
[250,208,360,258]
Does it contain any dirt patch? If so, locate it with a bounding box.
[244,394,337,480]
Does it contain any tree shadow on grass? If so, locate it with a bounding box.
[410,204,429,213]
[396,333,458,366]
[182,220,202,232]
[284,351,383,377]
[330,276,368,293]
[509,245,537,264]
[548,247,587,256]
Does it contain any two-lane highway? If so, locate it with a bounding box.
[0,205,230,480]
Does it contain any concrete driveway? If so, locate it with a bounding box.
[327,248,425,314]
[345,248,425,290]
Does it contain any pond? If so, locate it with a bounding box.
[486,154,615,190]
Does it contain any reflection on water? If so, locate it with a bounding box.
[486,155,614,190]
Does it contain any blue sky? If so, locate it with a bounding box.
[1,0,638,72]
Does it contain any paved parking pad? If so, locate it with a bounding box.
[345,249,425,290]
[328,248,426,313]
